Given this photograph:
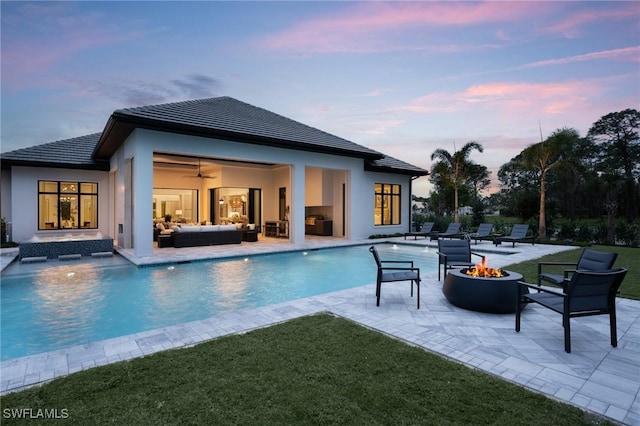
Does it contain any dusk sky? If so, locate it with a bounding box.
[1,1,638,196]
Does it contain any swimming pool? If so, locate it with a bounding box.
[1,244,437,360]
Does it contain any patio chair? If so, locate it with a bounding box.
[494,224,534,247]
[431,222,462,240]
[537,248,618,288]
[516,268,628,353]
[436,239,485,281]
[369,246,421,309]
[404,222,434,240]
[469,223,494,244]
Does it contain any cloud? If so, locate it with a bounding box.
[1,2,155,91]
[354,119,405,135]
[399,80,602,116]
[258,2,544,53]
[62,74,222,107]
[171,74,222,98]
[523,46,640,68]
[538,3,639,38]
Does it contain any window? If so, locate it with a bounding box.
[38,181,98,230]
[374,183,401,225]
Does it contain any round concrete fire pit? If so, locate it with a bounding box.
[442,268,525,314]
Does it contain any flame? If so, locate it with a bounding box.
[464,257,506,278]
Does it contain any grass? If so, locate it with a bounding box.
[502,244,640,300]
[0,314,612,425]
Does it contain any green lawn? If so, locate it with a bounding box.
[502,245,639,300]
[0,314,612,425]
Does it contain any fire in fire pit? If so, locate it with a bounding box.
[463,258,508,278]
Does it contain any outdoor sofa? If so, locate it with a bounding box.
[170,224,242,248]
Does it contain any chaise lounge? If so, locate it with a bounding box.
[495,224,534,247]
[404,222,434,240]
[468,223,494,244]
[431,222,462,240]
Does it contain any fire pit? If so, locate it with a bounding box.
[442,260,525,314]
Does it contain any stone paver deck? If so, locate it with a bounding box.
[1,237,638,425]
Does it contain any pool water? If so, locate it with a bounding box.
[1,244,437,360]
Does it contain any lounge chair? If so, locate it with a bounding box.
[537,248,617,288]
[494,224,534,247]
[436,239,485,281]
[516,268,628,353]
[431,222,462,240]
[404,222,434,240]
[369,246,421,309]
[468,223,494,244]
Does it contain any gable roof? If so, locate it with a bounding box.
[2,96,428,176]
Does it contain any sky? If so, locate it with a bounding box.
[1,1,638,197]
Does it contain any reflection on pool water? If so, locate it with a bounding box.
[1,244,437,360]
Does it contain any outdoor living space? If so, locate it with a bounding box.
[1,237,638,424]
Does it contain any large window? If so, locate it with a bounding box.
[38,181,98,230]
[374,183,401,225]
[153,189,198,223]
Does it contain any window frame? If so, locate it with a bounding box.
[38,180,98,230]
[374,183,401,226]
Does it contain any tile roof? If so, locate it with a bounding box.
[1,133,108,170]
[367,155,427,175]
[98,97,385,160]
[2,97,428,176]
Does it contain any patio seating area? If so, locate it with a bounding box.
[1,237,638,424]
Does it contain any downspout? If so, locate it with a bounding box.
[409,176,420,232]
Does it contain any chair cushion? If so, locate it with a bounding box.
[382,271,419,282]
[539,273,564,285]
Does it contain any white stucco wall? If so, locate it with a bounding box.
[7,166,110,243]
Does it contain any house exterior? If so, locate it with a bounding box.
[1,97,428,258]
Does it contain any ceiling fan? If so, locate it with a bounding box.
[184,159,217,180]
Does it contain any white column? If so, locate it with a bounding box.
[129,136,154,258]
[291,164,305,244]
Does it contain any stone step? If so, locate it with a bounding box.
[20,256,47,263]
[58,254,82,261]
[91,251,114,258]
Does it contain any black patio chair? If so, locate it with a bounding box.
[516,268,628,353]
[369,246,421,309]
[404,222,434,240]
[495,224,534,247]
[431,222,462,240]
[538,248,618,288]
[469,223,494,244]
[436,239,485,281]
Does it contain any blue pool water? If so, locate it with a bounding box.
[1,244,437,360]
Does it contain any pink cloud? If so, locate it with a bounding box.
[538,4,639,38]
[259,2,547,53]
[354,119,405,135]
[2,4,146,91]
[400,80,603,115]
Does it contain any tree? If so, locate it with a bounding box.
[520,128,579,240]
[430,142,484,223]
[587,108,640,222]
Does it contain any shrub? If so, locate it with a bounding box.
[576,221,595,243]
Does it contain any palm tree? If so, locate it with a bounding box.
[430,141,483,223]
[520,128,578,240]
